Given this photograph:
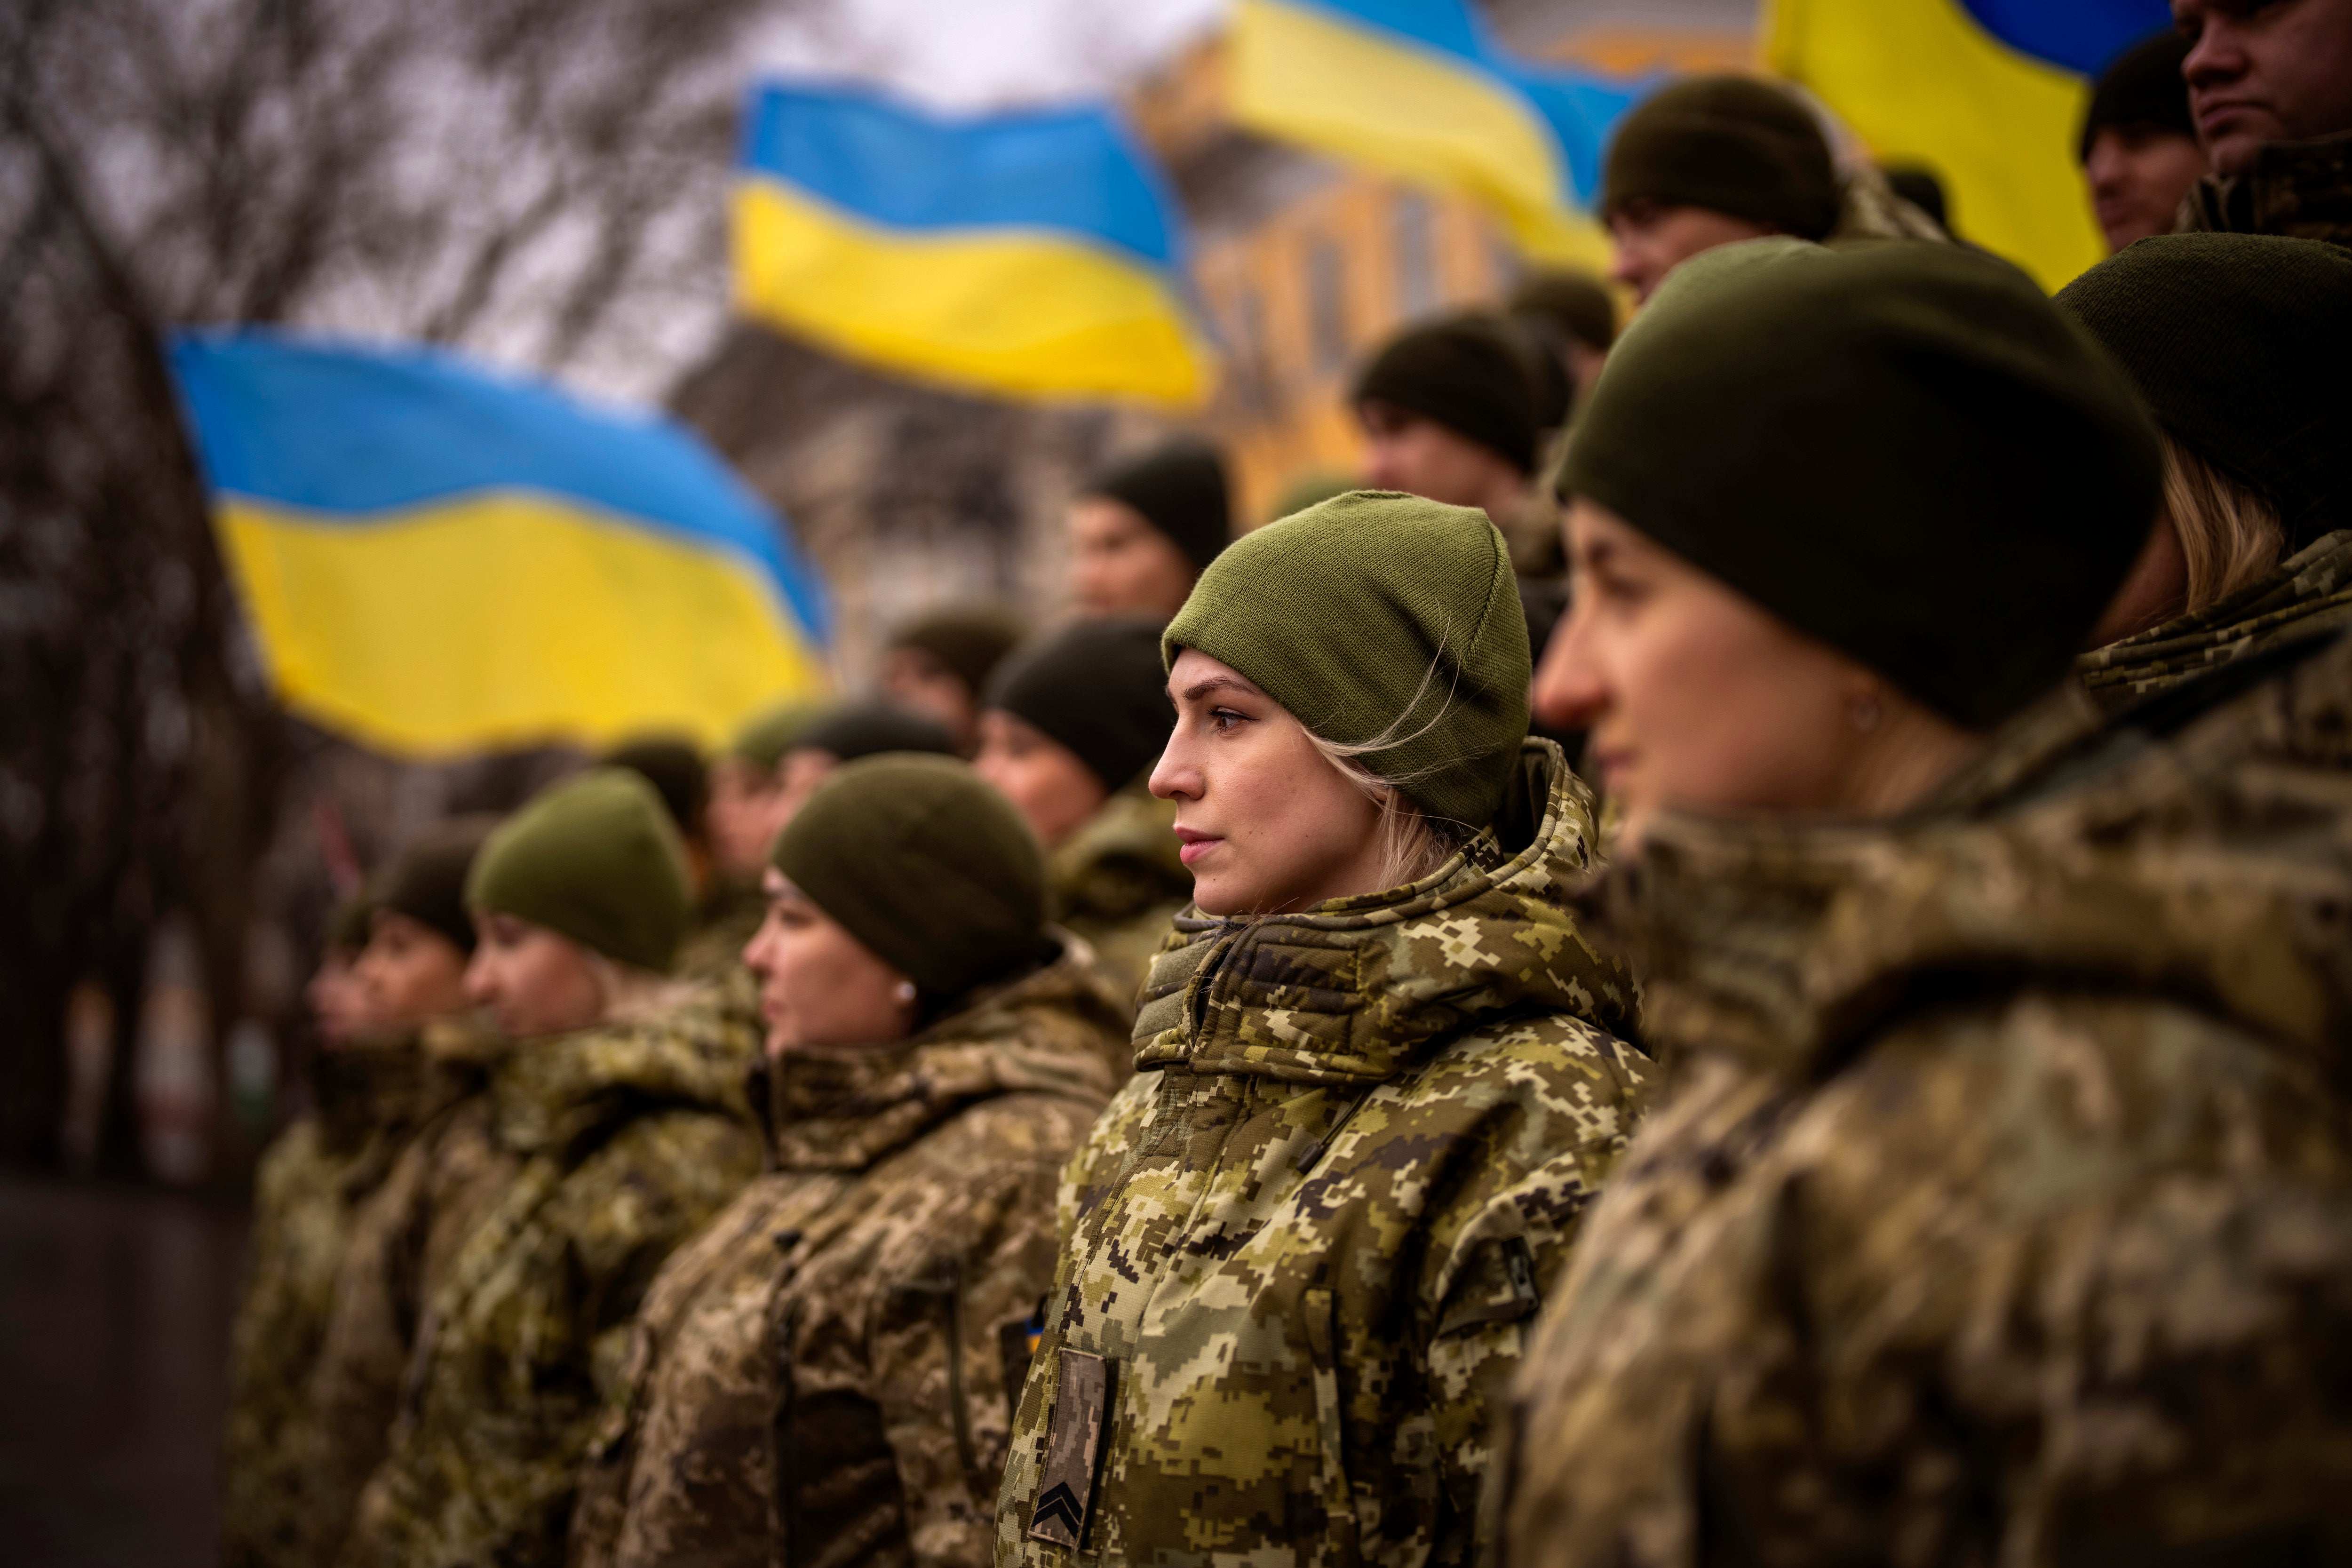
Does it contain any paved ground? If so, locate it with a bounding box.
[0,1175,248,1568]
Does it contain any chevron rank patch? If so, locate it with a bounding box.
[1027,1349,1111,1548]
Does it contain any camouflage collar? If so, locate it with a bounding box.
[2077,529,2352,710]
[311,1031,425,1152]
[492,981,758,1155]
[1128,740,1636,1085]
[1589,629,2352,1085]
[762,939,1120,1172]
[2179,130,2352,246]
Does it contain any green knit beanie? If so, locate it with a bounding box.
[1565,239,2160,730]
[1163,490,1531,830]
[465,768,692,973]
[1083,437,1234,572]
[1353,312,1549,474]
[728,701,825,772]
[886,607,1024,697]
[771,754,1048,1000]
[378,814,499,956]
[1602,75,1840,239]
[2055,233,2352,549]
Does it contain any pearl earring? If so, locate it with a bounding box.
[894,980,918,1005]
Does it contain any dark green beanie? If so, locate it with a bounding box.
[887,607,1023,698]
[2056,233,2352,550]
[772,754,1048,1001]
[1353,312,1548,475]
[1565,239,2160,730]
[984,616,1175,792]
[728,701,825,772]
[598,735,707,839]
[1084,437,1233,572]
[1163,490,1531,830]
[797,702,957,763]
[378,815,499,956]
[465,768,691,973]
[1510,270,1619,352]
[1602,75,1840,239]
[2079,30,2196,161]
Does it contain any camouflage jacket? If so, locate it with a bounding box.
[342,985,764,1568]
[221,1038,430,1568]
[1048,782,1191,1018]
[994,740,1648,1568]
[569,942,1124,1568]
[2079,527,2352,708]
[1497,629,2352,1568]
[2179,128,2352,246]
[300,1019,517,1566]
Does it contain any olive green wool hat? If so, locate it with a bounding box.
[1353,312,1551,473]
[728,701,824,772]
[1163,490,1531,831]
[1565,239,2160,730]
[465,767,692,973]
[378,814,500,956]
[771,754,1048,1001]
[1602,75,1840,239]
[2055,233,2352,550]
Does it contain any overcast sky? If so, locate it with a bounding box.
[746,0,1231,111]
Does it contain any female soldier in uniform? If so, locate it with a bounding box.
[569,755,1124,1568]
[993,490,1649,1568]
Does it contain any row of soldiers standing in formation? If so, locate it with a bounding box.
[222,27,2352,1568]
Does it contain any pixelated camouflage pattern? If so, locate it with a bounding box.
[299,1017,516,1565]
[995,740,1648,1568]
[221,1037,429,1568]
[341,983,763,1568]
[2079,528,2352,708]
[1497,628,2352,1568]
[1048,781,1190,1020]
[569,940,1123,1568]
[2179,129,2352,246]
[676,874,769,984]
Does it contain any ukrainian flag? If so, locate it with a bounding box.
[168,331,830,757]
[731,83,1212,406]
[1768,0,2172,289]
[1230,0,1650,268]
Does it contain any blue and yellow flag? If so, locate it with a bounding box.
[1767,0,2172,289]
[1230,0,1649,267]
[168,331,830,757]
[732,83,1212,405]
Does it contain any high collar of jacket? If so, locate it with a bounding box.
[2078,529,2352,709]
[312,1033,426,1150]
[491,981,757,1156]
[1583,629,2352,1090]
[757,936,1120,1173]
[1130,740,1637,1087]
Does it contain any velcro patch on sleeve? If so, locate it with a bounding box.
[1027,1348,1113,1548]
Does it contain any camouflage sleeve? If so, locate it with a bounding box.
[1423,1018,1651,1525]
[221,1125,327,1568]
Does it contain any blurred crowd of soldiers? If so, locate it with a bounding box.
[220,8,2352,1567]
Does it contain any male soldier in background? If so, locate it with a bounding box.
[1600,74,1943,305]
[2175,0,2352,243]
[2080,30,2207,251]
[222,820,494,1568]
[973,616,1186,1016]
[1064,437,1232,623]
[879,607,1024,756]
